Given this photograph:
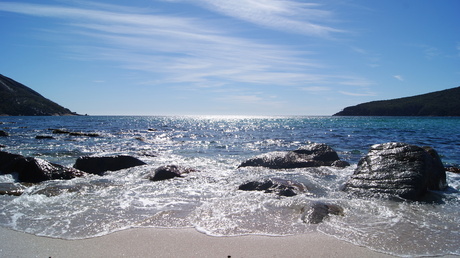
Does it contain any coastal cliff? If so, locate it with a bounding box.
[0,74,78,116]
[334,86,460,116]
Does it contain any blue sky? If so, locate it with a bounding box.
[1,0,459,116]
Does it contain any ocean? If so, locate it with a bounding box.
[0,116,459,257]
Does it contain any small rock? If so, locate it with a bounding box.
[446,166,460,173]
[238,178,306,197]
[0,130,9,137]
[149,165,196,181]
[301,202,344,224]
[35,135,55,139]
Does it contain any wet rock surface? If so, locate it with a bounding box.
[239,143,349,169]
[238,178,306,197]
[0,151,86,183]
[0,183,26,196]
[74,155,147,175]
[343,142,448,201]
[149,165,197,181]
[301,202,344,224]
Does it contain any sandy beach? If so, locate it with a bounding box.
[0,226,401,258]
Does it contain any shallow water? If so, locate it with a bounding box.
[0,116,459,257]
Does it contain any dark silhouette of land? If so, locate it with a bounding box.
[334,86,460,116]
[0,74,79,116]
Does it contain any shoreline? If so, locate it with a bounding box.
[0,226,400,258]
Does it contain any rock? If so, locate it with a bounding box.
[149,165,196,181]
[238,178,306,197]
[301,202,344,224]
[343,142,448,201]
[74,155,147,175]
[0,144,5,148]
[35,135,55,139]
[0,151,86,183]
[52,129,71,134]
[0,130,9,137]
[30,184,83,197]
[446,166,460,173]
[0,183,26,196]
[69,132,100,137]
[238,143,349,169]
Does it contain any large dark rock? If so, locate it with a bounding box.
[343,142,448,201]
[74,155,146,175]
[0,130,9,137]
[149,165,196,181]
[301,202,344,224]
[238,178,306,197]
[238,143,349,169]
[0,151,86,183]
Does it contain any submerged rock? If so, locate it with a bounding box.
[51,129,100,137]
[51,129,71,134]
[301,202,344,224]
[35,135,55,139]
[0,151,86,183]
[238,143,349,169]
[149,165,196,181]
[74,155,147,175]
[238,178,306,197]
[0,183,26,196]
[343,142,448,201]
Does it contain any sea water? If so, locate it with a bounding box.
[0,116,459,256]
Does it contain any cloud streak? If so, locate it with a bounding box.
[0,1,367,97]
[171,0,345,38]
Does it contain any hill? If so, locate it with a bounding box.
[333,86,460,116]
[0,74,79,116]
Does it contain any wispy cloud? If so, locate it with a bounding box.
[0,1,364,96]
[457,42,460,57]
[339,91,376,97]
[301,86,330,92]
[164,0,345,38]
[393,75,404,81]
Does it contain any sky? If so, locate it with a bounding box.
[1,0,459,116]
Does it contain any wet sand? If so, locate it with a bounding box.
[0,226,401,258]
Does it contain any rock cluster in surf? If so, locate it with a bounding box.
[0,139,454,224]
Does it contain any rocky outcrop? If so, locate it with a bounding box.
[238,143,349,169]
[148,165,196,181]
[334,86,460,116]
[343,142,448,201]
[0,151,85,183]
[301,202,344,224]
[0,74,79,116]
[238,178,306,197]
[73,155,146,175]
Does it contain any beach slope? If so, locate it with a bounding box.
[0,227,402,258]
